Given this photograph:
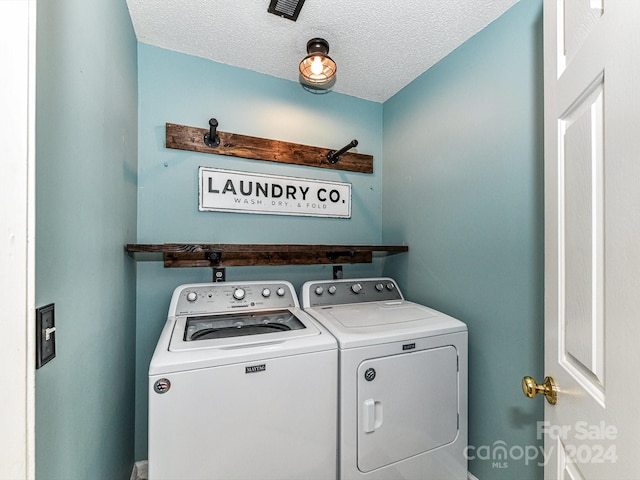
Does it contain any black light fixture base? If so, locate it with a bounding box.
[306,38,330,55]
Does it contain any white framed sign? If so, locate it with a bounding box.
[199,167,352,218]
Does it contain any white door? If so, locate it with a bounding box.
[0,1,36,478]
[538,0,640,478]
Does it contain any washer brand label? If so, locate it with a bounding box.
[402,343,416,351]
[153,378,171,394]
[245,364,266,374]
[199,167,351,218]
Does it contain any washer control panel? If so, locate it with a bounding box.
[302,278,403,308]
[172,281,297,316]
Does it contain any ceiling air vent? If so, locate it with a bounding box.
[268,0,306,21]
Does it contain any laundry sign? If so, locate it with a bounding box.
[199,167,352,218]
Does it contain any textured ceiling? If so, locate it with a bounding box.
[126,0,519,103]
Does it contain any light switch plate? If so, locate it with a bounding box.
[36,303,56,368]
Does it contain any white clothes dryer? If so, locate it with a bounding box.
[301,277,468,480]
[149,281,337,480]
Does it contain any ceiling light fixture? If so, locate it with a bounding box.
[299,38,336,90]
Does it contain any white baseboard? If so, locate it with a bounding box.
[130,460,148,480]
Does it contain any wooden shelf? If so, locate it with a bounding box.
[166,123,374,174]
[126,243,408,268]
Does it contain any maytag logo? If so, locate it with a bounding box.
[402,343,416,351]
[245,364,266,374]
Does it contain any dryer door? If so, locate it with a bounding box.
[357,346,459,473]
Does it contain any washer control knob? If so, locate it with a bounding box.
[186,292,198,302]
[351,283,363,294]
[276,287,286,297]
[375,283,384,292]
[315,286,324,296]
[233,288,246,300]
[328,285,337,295]
[262,288,271,298]
[386,282,395,291]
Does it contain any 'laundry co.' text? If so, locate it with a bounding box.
[208,177,343,203]
[199,167,352,218]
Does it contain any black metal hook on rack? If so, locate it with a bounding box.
[203,118,220,148]
[327,139,358,164]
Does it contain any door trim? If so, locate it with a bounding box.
[0,1,36,478]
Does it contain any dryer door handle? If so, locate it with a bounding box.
[362,398,383,433]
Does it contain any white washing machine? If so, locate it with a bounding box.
[301,277,468,480]
[148,281,337,480]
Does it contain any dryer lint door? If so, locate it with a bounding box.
[357,346,459,473]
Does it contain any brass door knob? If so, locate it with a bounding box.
[522,376,557,405]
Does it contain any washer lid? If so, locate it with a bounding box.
[169,308,320,352]
[305,300,467,349]
[150,307,337,375]
[184,309,305,342]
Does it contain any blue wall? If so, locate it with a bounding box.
[32,0,544,475]
[35,0,138,478]
[382,1,544,479]
[134,43,384,459]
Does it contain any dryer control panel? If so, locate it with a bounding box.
[171,281,298,316]
[302,278,403,308]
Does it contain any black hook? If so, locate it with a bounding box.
[327,139,358,164]
[203,118,220,148]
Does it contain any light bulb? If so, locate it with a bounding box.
[310,56,324,75]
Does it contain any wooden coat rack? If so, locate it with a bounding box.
[166,122,374,174]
